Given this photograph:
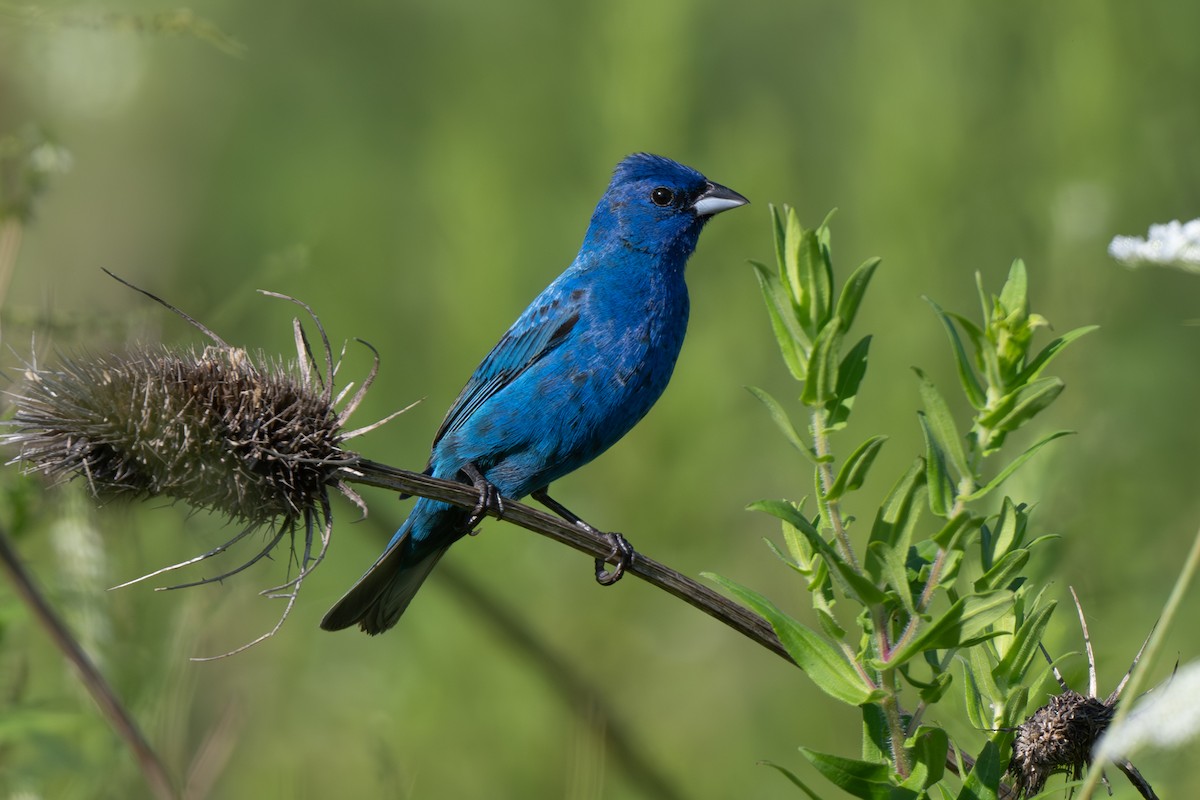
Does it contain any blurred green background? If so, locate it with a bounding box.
[2,1,1199,797]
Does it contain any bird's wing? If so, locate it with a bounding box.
[432,287,584,447]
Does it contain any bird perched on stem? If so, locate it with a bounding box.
[322,153,747,634]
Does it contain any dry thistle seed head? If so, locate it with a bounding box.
[2,283,405,658]
[6,344,349,524]
[1008,689,1114,796]
[1006,587,1158,800]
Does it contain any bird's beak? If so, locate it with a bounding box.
[692,180,749,217]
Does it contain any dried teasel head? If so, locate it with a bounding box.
[8,344,349,523]
[3,277,409,658]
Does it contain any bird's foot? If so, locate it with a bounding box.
[461,463,504,534]
[595,532,635,586]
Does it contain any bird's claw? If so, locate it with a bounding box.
[462,464,504,534]
[595,532,635,586]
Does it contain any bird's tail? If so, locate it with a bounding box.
[320,499,461,634]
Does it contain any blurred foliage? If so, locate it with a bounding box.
[1,1,1199,798]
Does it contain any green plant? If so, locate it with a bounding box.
[708,207,1096,798]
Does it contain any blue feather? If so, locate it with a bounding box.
[322,154,746,634]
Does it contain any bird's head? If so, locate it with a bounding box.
[587,153,748,259]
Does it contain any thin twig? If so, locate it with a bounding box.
[340,458,790,663]
[0,523,178,799]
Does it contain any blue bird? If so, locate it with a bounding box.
[322,153,747,634]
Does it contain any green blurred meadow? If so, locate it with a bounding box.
[2,1,1199,797]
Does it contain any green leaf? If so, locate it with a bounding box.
[798,748,913,800]
[752,260,810,380]
[977,378,1063,438]
[800,223,833,333]
[960,659,989,731]
[1016,324,1098,385]
[770,204,788,280]
[749,500,888,606]
[962,431,1072,503]
[932,512,980,550]
[913,368,971,484]
[866,460,926,611]
[887,591,1014,666]
[861,704,890,764]
[925,298,987,409]
[973,549,1029,593]
[759,760,827,799]
[803,317,843,407]
[902,727,948,791]
[918,413,956,518]
[994,601,1056,688]
[828,335,872,430]
[747,386,816,462]
[704,573,879,706]
[955,740,1000,800]
[785,207,808,315]
[828,435,888,500]
[836,257,881,331]
[998,259,1028,316]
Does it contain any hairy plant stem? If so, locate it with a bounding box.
[809,409,910,777]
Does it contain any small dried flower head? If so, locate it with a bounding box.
[1006,587,1158,800]
[1009,689,1114,796]
[8,344,347,523]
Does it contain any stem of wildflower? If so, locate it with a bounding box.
[809,409,910,777]
[0,524,178,800]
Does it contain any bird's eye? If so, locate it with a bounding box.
[650,187,675,207]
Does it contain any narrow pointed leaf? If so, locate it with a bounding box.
[759,761,826,799]
[770,204,788,279]
[746,386,816,462]
[704,573,879,706]
[798,748,908,800]
[1016,324,1098,385]
[749,499,887,605]
[803,317,843,407]
[973,548,1029,593]
[829,335,871,430]
[752,261,809,380]
[918,412,956,518]
[861,704,890,764]
[955,740,1000,800]
[828,435,887,501]
[903,726,948,790]
[994,601,1056,687]
[799,224,833,332]
[979,378,1063,435]
[836,257,881,331]
[925,298,987,409]
[998,259,1028,316]
[961,430,1073,503]
[785,207,808,316]
[960,659,989,731]
[887,591,1014,666]
[914,368,971,483]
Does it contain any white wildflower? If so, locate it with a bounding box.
[1094,659,1200,762]
[1108,218,1200,272]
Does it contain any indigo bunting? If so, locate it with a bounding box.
[322,153,747,634]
